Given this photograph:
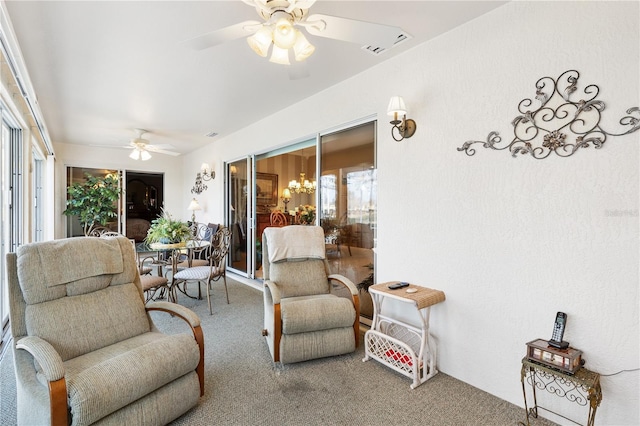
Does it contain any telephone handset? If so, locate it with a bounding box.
[548,311,569,349]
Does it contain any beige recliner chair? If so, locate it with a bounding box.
[261,225,360,364]
[6,236,204,426]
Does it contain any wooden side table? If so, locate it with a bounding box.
[520,358,602,426]
[362,282,445,389]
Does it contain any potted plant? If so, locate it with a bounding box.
[145,209,192,249]
[63,172,122,236]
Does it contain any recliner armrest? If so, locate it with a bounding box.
[146,301,200,328]
[328,274,358,296]
[264,280,282,304]
[16,336,65,382]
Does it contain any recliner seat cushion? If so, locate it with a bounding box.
[281,294,356,334]
[62,331,200,426]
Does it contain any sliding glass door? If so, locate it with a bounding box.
[320,121,376,321]
[226,157,251,277]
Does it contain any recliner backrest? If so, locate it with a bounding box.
[262,226,330,298]
[9,236,149,361]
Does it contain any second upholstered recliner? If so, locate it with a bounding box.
[261,225,359,364]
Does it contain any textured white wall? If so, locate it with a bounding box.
[189,2,638,424]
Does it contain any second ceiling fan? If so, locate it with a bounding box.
[186,0,410,65]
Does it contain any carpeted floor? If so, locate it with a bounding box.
[0,277,556,425]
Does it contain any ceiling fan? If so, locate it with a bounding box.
[186,0,410,65]
[124,129,180,161]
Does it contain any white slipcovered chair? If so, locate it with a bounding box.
[261,225,360,364]
[6,236,204,425]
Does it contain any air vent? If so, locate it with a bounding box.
[362,31,413,56]
[205,131,218,138]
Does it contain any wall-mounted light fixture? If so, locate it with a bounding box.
[387,96,417,142]
[281,188,291,213]
[191,163,215,194]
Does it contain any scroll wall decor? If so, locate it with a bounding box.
[457,70,640,159]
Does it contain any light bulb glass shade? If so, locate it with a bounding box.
[247,26,272,57]
[187,198,201,211]
[282,188,291,199]
[129,149,140,160]
[387,96,407,117]
[201,163,210,172]
[140,150,152,161]
[270,45,290,65]
[272,17,296,49]
[293,30,314,61]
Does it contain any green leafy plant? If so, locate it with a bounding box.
[145,209,192,245]
[63,172,122,236]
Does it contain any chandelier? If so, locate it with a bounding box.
[288,172,316,194]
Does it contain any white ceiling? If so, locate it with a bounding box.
[5,0,507,157]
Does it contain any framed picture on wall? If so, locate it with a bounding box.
[256,172,278,206]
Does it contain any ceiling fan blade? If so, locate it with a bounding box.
[144,146,181,156]
[305,14,406,49]
[184,20,262,51]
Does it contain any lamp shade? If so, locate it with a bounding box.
[272,17,296,49]
[387,96,407,116]
[293,30,315,61]
[129,149,140,160]
[247,26,273,57]
[282,188,291,199]
[269,45,290,65]
[140,150,152,161]
[187,198,201,211]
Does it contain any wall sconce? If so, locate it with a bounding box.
[387,96,417,142]
[281,188,291,213]
[191,163,215,194]
[187,198,201,225]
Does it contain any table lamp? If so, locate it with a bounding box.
[281,188,291,213]
[187,198,201,224]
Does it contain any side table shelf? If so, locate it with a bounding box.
[363,282,445,389]
[520,358,602,426]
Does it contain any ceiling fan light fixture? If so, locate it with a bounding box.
[129,149,140,160]
[247,25,273,57]
[272,16,297,49]
[269,44,290,65]
[140,150,152,161]
[293,30,314,61]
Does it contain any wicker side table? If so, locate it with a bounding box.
[362,282,445,389]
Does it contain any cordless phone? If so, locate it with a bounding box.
[548,311,569,349]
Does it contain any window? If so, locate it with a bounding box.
[1,109,22,352]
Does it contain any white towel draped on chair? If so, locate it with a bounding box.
[264,225,325,263]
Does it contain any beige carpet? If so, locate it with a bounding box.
[1,277,556,425]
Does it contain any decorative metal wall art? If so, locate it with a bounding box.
[457,70,640,159]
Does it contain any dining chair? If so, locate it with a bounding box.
[173,227,232,314]
[270,210,289,227]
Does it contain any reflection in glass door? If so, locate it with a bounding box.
[320,121,376,322]
[226,158,251,277]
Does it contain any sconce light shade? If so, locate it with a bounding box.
[387,96,407,117]
[387,96,417,142]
